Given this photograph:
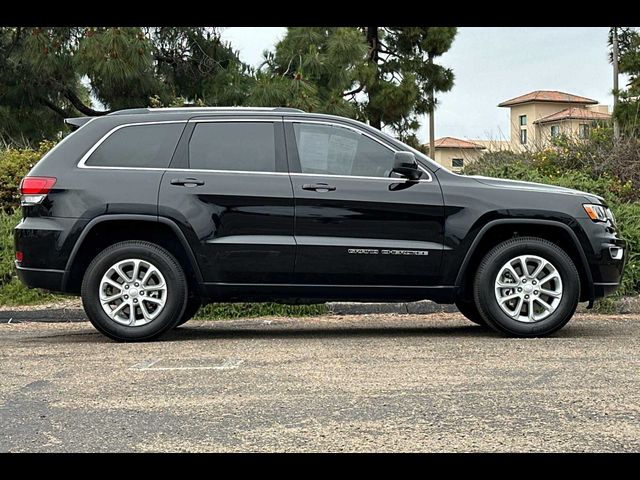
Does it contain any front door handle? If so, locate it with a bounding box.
[170,177,205,187]
[302,183,336,192]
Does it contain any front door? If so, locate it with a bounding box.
[158,117,295,284]
[285,120,445,286]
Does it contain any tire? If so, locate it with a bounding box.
[454,298,488,326]
[175,295,202,327]
[81,240,187,342]
[473,236,580,337]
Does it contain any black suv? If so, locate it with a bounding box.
[14,107,627,341]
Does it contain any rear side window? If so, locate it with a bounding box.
[85,123,184,168]
[188,122,276,172]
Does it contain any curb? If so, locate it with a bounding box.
[327,300,458,315]
[0,307,87,323]
[2,296,640,323]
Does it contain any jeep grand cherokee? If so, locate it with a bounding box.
[14,107,627,341]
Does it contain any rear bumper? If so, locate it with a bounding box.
[15,265,65,292]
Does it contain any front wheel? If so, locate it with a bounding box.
[81,241,188,342]
[473,237,580,337]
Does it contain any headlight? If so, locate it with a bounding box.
[583,204,616,225]
[606,207,616,226]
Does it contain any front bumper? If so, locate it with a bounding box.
[590,239,627,299]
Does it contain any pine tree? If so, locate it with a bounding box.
[0,27,251,144]
[250,27,457,148]
[611,27,640,136]
[248,27,368,117]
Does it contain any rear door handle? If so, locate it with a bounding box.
[170,177,205,187]
[302,183,336,192]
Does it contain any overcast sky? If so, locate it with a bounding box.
[221,27,618,144]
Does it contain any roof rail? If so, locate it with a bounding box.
[108,106,305,115]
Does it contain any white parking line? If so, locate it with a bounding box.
[129,358,243,371]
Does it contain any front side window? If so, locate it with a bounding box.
[189,122,276,172]
[293,123,395,177]
[520,129,527,145]
[85,123,184,168]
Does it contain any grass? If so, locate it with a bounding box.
[0,278,65,306]
[195,302,328,319]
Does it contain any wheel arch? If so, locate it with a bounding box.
[455,219,594,306]
[62,214,203,293]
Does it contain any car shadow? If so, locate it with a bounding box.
[23,318,608,344]
[161,323,497,342]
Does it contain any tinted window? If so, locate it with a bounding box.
[189,122,276,172]
[293,123,394,177]
[86,123,184,168]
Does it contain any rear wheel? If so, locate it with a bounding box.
[454,298,487,326]
[473,236,580,337]
[81,241,187,342]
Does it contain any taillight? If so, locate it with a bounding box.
[19,176,56,206]
[15,251,24,263]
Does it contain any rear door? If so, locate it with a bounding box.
[285,119,445,286]
[157,116,295,284]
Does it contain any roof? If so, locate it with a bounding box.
[433,137,486,150]
[498,90,598,107]
[533,107,611,124]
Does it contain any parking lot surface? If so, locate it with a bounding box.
[0,313,638,452]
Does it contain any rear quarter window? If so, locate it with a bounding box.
[84,123,185,168]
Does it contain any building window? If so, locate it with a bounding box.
[452,158,464,170]
[519,115,527,126]
[550,125,560,138]
[579,123,590,139]
[520,129,527,145]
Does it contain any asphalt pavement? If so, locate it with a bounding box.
[0,312,638,452]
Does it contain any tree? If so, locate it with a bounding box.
[364,27,457,150]
[248,27,369,117]
[610,27,640,136]
[0,27,251,144]
[249,27,457,149]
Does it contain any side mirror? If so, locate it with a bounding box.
[392,152,421,180]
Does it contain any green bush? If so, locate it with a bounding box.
[0,209,20,284]
[0,208,63,305]
[0,141,54,212]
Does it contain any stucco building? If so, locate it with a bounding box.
[498,90,611,149]
[431,137,486,173]
[430,90,611,171]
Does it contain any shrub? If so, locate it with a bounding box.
[0,209,20,284]
[0,141,54,212]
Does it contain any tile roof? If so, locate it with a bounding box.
[433,137,486,149]
[498,90,598,107]
[533,107,611,124]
